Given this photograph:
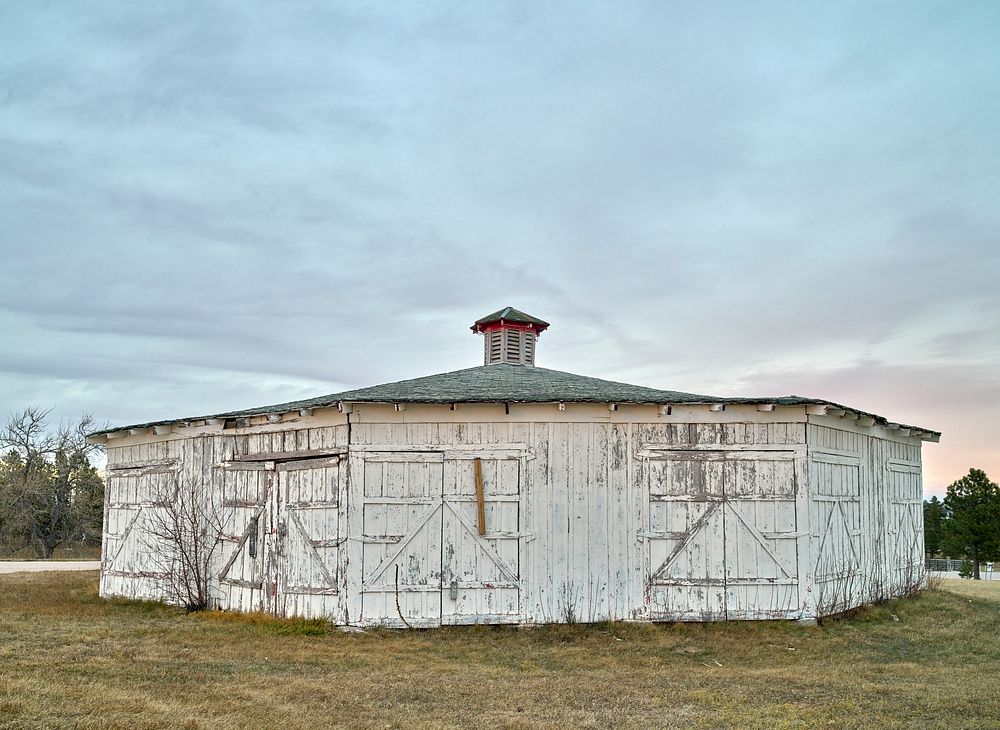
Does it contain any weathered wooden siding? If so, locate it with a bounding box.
[101,404,927,625]
[346,414,810,626]
[636,424,807,622]
[102,438,176,601]
[101,422,349,619]
[806,420,924,616]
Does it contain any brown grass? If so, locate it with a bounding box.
[1,572,998,729]
[0,543,102,561]
[936,577,1000,602]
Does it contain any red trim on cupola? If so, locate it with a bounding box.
[471,320,548,336]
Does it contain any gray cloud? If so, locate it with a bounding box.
[1,1,998,494]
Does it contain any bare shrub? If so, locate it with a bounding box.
[561,581,580,624]
[924,571,944,592]
[818,559,928,624]
[143,479,232,612]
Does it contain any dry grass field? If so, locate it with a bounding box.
[935,576,1000,602]
[0,543,102,561]
[1,572,998,729]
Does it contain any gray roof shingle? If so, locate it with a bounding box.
[327,364,711,404]
[90,363,940,437]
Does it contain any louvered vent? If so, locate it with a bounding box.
[488,330,503,364]
[505,329,520,363]
[523,331,535,363]
[473,307,549,367]
[483,327,538,365]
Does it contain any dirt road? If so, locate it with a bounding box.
[0,561,100,573]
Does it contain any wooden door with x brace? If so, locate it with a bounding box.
[216,455,344,619]
[357,452,522,627]
[642,449,803,621]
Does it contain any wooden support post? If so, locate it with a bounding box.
[474,457,486,536]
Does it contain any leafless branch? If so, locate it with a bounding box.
[141,479,232,611]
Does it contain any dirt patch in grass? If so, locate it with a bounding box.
[1,571,999,728]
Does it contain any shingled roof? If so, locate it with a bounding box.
[90,363,940,437]
[325,364,711,404]
[473,307,550,328]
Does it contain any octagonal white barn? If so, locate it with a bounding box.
[91,308,939,625]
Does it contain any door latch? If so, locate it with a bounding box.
[449,579,458,600]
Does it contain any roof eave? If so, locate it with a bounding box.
[89,395,940,442]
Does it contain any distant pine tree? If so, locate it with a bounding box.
[942,469,1000,580]
[923,496,945,557]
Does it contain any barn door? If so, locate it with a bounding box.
[101,461,177,599]
[359,453,446,627]
[644,454,727,620]
[809,452,863,613]
[357,451,524,626]
[441,458,521,624]
[885,459,924,590]
[722,452,800,619]
[275,456,344,619]
[216,462,272,613]
[643,449,801,620]
[216,454,344,618]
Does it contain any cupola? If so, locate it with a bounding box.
[471,307,550,366]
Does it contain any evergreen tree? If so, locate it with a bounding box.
[941,469,1000,580]
[923,496,945,558]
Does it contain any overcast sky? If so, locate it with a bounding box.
[2,2,997,495]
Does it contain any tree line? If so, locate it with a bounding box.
[924,468,1000,580]
[0,408,105,559]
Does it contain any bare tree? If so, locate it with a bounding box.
[0,408,105,558]
[142,479,232,611]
